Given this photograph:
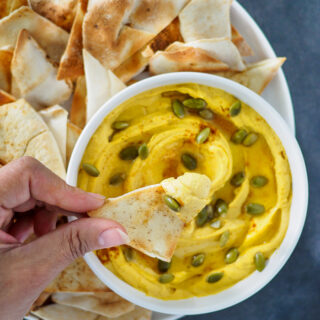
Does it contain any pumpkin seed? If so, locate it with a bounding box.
[254,252,266,272]
[251,176,268,188]
[229,101,241,116]
[108,131,116,142]
[161,91,190,100]
[164,195,181,212]
[196,127,211,144]
[199,108,214,120]
[183,98,207,110]
[246,203,265,215]
[158,260,172,273]
[214,199,228,216]
[82,163,100,177]
[231,129,248,144]
[119,146,138,160]
[159,273,174,283]
[196,206,209,227]
[243,132,259,146]
[230,171,245,187]
[112,121,129,130]
[109,173,126,185]
[206,204,215,221]
[138,143,149,160]
[123,247,133,262]
[191,253,205,267]
[181,153,197,170]
[219,230,230,247]
[207,272,224,283]
[225,248,239,264]
[172,100,185,119]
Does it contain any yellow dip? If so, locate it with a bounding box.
[78,84,292,300]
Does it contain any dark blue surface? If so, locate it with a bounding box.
[183,1,320,319]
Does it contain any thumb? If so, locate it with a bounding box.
[20,218,129,283]
[54,217,129,262]
[2,218,129,320]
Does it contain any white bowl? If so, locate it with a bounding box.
[67,72,308,315]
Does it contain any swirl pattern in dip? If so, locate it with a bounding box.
[78,83,292,300]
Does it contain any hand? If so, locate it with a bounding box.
[0,157,129,320]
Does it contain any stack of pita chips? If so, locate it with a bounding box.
[149,0,285,93]
[0,1,287,318]
[0,0,285,131]
[29,258,152,320]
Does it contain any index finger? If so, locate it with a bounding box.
[0,157,105,212]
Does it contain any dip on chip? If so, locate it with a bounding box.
[89,173,212,261]
[78,84,292,300]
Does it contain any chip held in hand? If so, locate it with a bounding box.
[89,173,211,262]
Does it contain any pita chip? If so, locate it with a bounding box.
[89,184,184,261]
[32,304,98,320]
[179,0,232,42]
[216,57,286,94]
[178,0,252,56]
[0,6,69,64]
[70,76,87,128]
[0,90,15,106]
[89,173,211,261]
[39,105,68,166]
[57,0,88,80]
[188,39,245,70]
[0,2,6,19]
[149,38,245,74]
[28,0,78,31]
[231,25,253,57]
[83,49,126,122]
[149,17,183,52]
[52,292,135,318]
[0,0,28,18]
[83,0,188,70]
[32,304,151,320]
[45,258,110,292]
[29,291,51,312]
[114,45,154,83]
[114,17,183,83]
[11,29,72,109]
[0,3,6,19]
[0,99,65,178]
[0,49,13,92]
[98,306,152,320]
[66,121,81,166]
[149,43,228,74]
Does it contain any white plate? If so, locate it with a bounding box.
[25,1,295,320]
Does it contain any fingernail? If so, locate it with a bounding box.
[88,192,106,200]
[98,228,129,247]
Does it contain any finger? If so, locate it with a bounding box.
[44,204,84,218]
[1,219,127,320]
[8,214,34,243]
[33,209,57,237]
[0,207,13,230]
[21,218,129,274]
[0,157,105,212]
[13,198,37,212]
[0,230,19,245]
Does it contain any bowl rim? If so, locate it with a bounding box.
[67,72,308,315]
